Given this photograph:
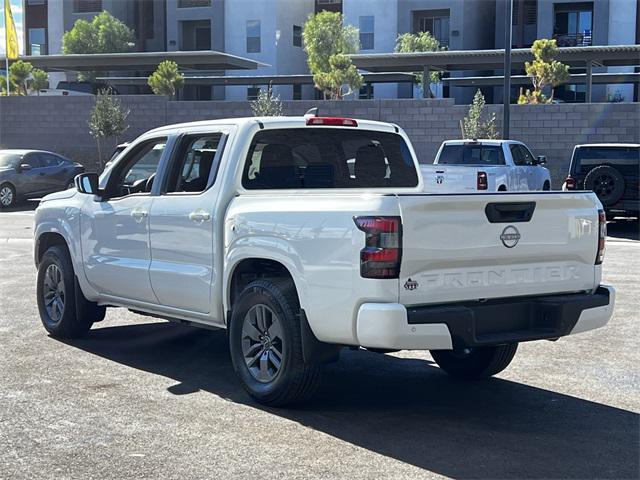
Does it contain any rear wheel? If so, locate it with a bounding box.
[0,183,16,208]
[229,279,321,406]
[430,343,518,380]
[37,245,104,338]
[543,181,551,191]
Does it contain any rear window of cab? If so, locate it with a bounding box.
[242,128,419,189]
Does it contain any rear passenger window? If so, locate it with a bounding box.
[242,128,418,189]
[166,134,224,193]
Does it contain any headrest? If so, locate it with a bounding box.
[260,144,293,169]
[354,143,387,182]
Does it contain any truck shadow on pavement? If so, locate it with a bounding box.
[64,321,639,480]
[607,218,639,241]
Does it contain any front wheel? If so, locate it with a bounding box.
[37,245,104,338]
[0,183,16,208]
[430,343,518,380]
[228,279,321,406]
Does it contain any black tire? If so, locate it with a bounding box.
[0,183,16,208]
[543,181,551,191]
[498,185,507,192]
[430,343,518,380]
[228,279,321,406]
[37,245,103,338]
[584,165,625,207]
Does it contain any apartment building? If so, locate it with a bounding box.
[165,0,314,100]
[495,0,639,102]
[341,0,496,102]
[24,0,166,56]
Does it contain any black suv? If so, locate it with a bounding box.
[563,144,639,219]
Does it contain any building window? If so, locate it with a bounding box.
[247,87,260,100]
[28,28,47,55]
[359,16,374,50]
[554,2,593,46]
[415,10,450,48]
[73,0,102,13]
[359,84,374,99]
[293,84,302,100]
[178,0,211,7]
[293,25,302,47]
[27,0,46,5]
[246,20,261,53]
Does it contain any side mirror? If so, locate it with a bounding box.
[18,163,32,172]
[74,173,99,195]
[536,155,547,165]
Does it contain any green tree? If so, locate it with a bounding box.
[0,75,18,96]
[302,11,362,99]
[250,84,284,116]
[30,69,49,95]
[63,11,135,81]
[147,60,185,98]
[88,90,130,170]
[395,31,442,97]
[9,60,33,96]
[518,39,569,104]
[462,89,499,139]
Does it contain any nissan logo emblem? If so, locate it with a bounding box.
[500,225,521,248]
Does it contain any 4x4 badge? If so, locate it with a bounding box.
[404,278,419,291]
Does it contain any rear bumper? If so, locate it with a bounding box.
[355,285,615,350]
[607,199,639,214]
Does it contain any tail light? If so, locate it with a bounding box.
[477,171,488,190]
[306,117,358,127]
[354,216,402,279]
[595,209,606,265]
[564,176,577,190]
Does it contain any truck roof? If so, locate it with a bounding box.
[575,143,640,148]
[146,116,399,135]
[441,139,523,145]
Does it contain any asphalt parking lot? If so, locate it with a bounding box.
[1,202,638,480]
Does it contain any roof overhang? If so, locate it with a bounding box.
[96,72,416,86]
[442,72,640,87]
[0,50,268,72]
[350,45,640,72]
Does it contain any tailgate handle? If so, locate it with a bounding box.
[485,202,536,223]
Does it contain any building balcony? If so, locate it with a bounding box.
[553,33,592,47]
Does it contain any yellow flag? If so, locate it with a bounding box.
[4,0,19,59]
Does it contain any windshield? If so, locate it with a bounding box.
[0,153,21,168]
[437,144,505,165]
[242,128,418,189]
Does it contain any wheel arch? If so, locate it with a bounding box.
[225,256,307,323]
[35,231,69,268]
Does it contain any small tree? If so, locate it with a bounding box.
[148,61,184,98]
[30,69,49,95]
[518,39,569,104]
[63,12,135,81]
[88,90,130,171]
[395,31,442,97]
[302,11,362,99]
[250,84,284,116]
[462,90,499,139]
[9,61,33,96]
[0,75,18,96]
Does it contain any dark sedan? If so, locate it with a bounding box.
[0,150,84,208]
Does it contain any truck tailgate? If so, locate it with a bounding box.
[420,165,479,193]
[397,192,600,306]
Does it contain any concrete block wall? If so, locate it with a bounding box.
[1,97,638,187]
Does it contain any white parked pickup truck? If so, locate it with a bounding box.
[421,139,552,193]
[34,115,614,406]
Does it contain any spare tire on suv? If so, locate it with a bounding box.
[584,165,625,207]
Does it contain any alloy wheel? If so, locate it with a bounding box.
[241,304,284,383]
[43,264,65,323]
[592,174,615,198]
[0,186,13,206]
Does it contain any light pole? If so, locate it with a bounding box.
[503,0,513,139]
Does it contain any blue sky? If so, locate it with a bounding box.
[1,0,24,55]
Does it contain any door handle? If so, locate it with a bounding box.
[130,209,148,222]
[188,210,211,223]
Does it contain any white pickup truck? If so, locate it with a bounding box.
[34,115,614,406]
[421,139,552,193]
